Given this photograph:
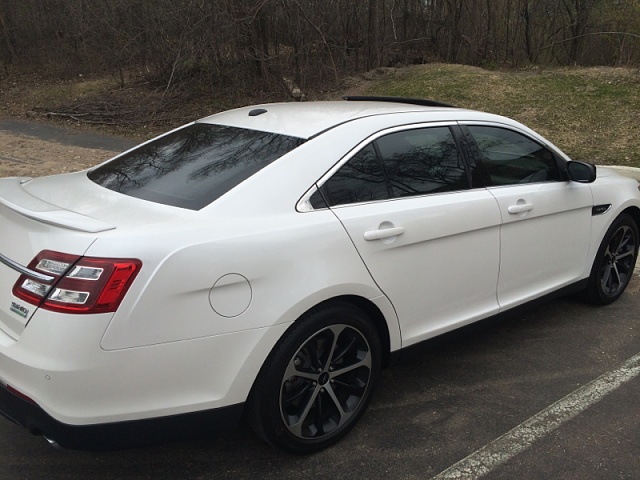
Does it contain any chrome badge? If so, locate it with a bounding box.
[10,301,29,318]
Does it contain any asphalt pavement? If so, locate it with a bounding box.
[0,118,138,151]
[0,280,638,479]
[0,119,639,479]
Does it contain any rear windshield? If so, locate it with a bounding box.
[88,123,305,210]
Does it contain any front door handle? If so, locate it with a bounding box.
[507,203,534,214]
[364,226,405,241]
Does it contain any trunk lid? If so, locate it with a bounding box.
[1,172,195,339]
[0,176,104,338]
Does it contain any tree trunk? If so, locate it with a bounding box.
[366,0,379,70]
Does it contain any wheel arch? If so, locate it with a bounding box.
[272,295,394,370]
[317,295,393,369]
[244,293,395,403]
[621,206,640,235]
[245,294,391,452]
[249,294,395,396]
[583,208,639,304]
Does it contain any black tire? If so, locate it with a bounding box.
[584,213,639,305]
[247,302,381,454]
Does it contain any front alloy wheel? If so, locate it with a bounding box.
[600,224,636,296]
[585,213,639,304]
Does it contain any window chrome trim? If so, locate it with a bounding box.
[328,187,479,209]
[0,252,55,283]
[296,185,324,212]
[297,121,460,212]
[317,121,460,189]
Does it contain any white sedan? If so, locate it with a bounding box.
[0,98,638,453]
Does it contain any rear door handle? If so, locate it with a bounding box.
[507,203,534,214]
[364,226,405,241]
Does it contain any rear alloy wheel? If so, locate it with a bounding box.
[248,303,381,454]
[585,213,639,304]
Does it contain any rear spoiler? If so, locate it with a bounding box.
[0,177,115,233]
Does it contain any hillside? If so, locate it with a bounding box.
[1,64,639,166]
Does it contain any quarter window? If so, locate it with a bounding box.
[467,126,560,185]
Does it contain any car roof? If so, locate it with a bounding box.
[197,101,474,139]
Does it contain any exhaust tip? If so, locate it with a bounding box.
[44,436,61,449]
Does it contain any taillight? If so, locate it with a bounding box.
[12,250,141,314]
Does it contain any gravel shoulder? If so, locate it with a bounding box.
[0,131,119,178]
[0,117,137,178]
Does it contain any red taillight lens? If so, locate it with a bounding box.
[13,251,141,314]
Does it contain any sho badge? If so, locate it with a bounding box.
[10,301,29,318]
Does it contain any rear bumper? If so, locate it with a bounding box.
[0,383,244,450]
[0,308,292,447]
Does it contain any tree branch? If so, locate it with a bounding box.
[541,31,640,51]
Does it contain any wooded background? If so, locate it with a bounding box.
[1,0,639,95]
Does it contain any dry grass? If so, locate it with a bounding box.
[0,73,217,140]
[1,64,639,166]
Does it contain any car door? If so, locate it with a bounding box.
[316,124,502,347]
[462,124,593,310]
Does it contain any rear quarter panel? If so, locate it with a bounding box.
[96,209,392,351]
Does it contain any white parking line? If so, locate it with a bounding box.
[431,352,640,479]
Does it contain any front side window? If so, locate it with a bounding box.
[319,126,468,207]
[467,126,560,185]
[89,123,305,210]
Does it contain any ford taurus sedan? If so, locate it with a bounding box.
[0,97,639,453]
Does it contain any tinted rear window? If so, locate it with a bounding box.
[88,123,305,210]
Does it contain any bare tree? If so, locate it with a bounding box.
[1,0,639,97]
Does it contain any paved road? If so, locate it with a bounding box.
[0,282,638,479]
[0,120,638,479]
[0,118,138,151]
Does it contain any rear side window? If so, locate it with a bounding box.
[377,127,467,197]
[319,126,468,207]
[88,123,305,210]
[320,144,390,206]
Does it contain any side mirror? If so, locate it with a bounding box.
[566,161,596,183]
